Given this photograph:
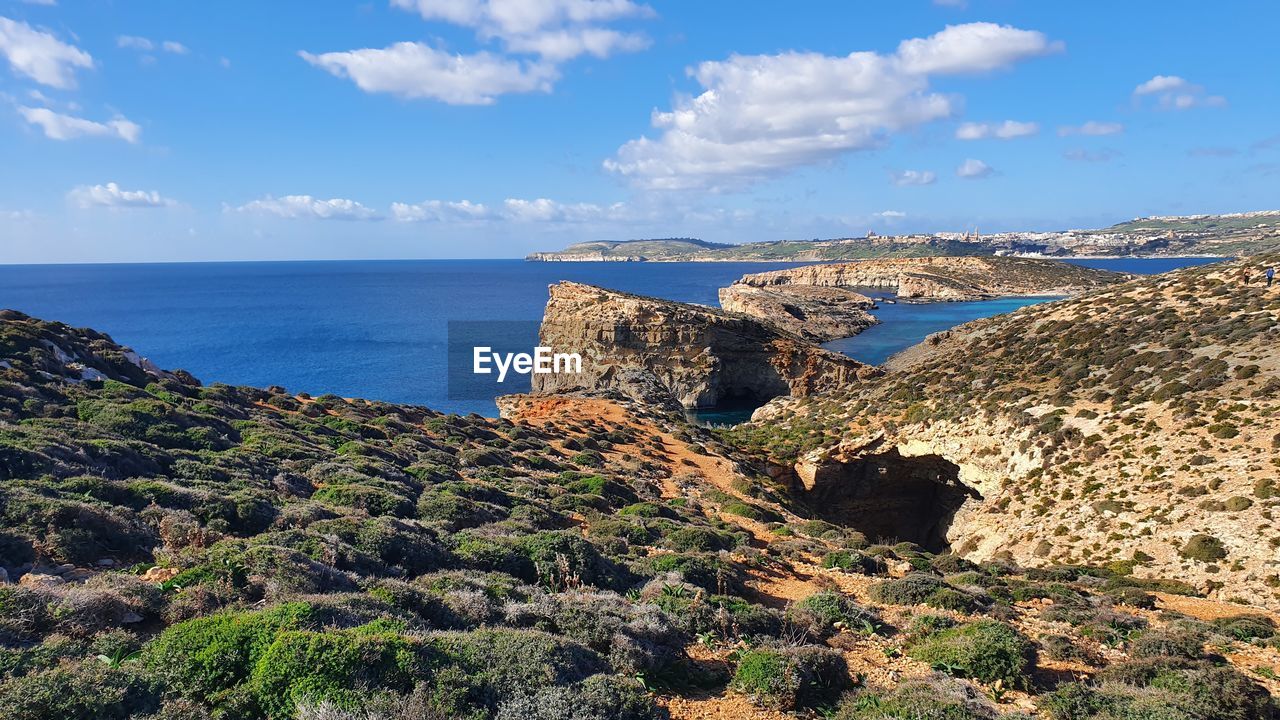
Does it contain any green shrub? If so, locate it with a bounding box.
[868,574,980,612]
[427,628,606,712]
[833,675,1007,719]
[1180,534,1227,562]
[906,620,1035,688]
[0,661,162,720]
[249,629,423,718]
[786,591,881,638]
[821,550,885,575]
[1044,658,1277,720]
[144,603,315,698]
[1211,614,1276,641]
[1129,627,1206,659]
[493,674,661,720]
[730,645,849,710]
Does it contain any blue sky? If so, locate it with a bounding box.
[1,0,1277,263]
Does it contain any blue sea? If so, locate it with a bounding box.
[0,256,1221,418]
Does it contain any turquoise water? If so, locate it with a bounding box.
[0,256,1221,418]
[821,294,1061,367]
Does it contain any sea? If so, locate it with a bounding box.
[0,256,1221,421]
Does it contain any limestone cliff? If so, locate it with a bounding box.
[734,256,1127,301]
[732,254,1280,608]
[717,284,877,342]
[531,282,878,409]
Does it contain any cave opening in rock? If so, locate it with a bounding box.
[688,387,774,427]
[801,449,978,552]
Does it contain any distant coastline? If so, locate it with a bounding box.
[526,210,1278,263]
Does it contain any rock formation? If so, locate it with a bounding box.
[735,253,1280,607]
[717,284,877,342]
[531,282,878,409]
[733,256,1126,301]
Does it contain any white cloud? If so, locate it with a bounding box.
[502,27,649,62]
[503,197,626,222]
[956,158,992,178]
[1133,75,1225,110]
[874,210,907,219]
[605,23,1060,190]
[117,35,153,51]
[392,196,627,223]
[1058,120,1123,136]
[20,0,57,5]
[69,182,175,209]
[309,0,654,103]
[955,119,1039,140]
[890,169,937,186]
[19,106,141,142]
[391,199,494,222]
[118,35,189,55]
[234,195,381,221]
[391,0,654,61]
[895,22,1062,76]
[0,16,93,88]
[299,43,557,105]
[1133,75,1187,95]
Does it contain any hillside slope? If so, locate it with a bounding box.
[1,307,1279,719]
[729,253,1280,609]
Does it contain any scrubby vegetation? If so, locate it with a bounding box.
[723,252,1280,608]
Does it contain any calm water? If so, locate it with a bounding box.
[0,256,1221,418]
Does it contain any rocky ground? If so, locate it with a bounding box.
[728,252,1280,610]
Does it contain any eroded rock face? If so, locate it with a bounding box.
[734,256,1127,301]
[531,282,878,409]
[718,284,877,342]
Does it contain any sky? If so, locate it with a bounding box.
[1,1,1278,264]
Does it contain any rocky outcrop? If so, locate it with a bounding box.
[734,256,1127,301]
[717,284,877,342]
[740,253,1280,607]
[531,282,879,409]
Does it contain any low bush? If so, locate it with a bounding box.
[1043,658,1277,720]
[1180,534,1227,562]
[494,674,661,720]
[905,620,1035,688]
[786,591,882,638]
[833,675,1007,719]
[0,660,162,720]
[1211,614,1276,641]
[730,645,850,710]
[869,574,980,612]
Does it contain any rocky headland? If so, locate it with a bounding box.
[717,284,878,342]
[732,256,1127,301]
[530,281,878,410]
[718,256,1126,342]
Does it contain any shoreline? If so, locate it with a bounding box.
[526,253,1232,263]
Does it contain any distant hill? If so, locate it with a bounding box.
[528,210,1280,262]
[528,236,990,262]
